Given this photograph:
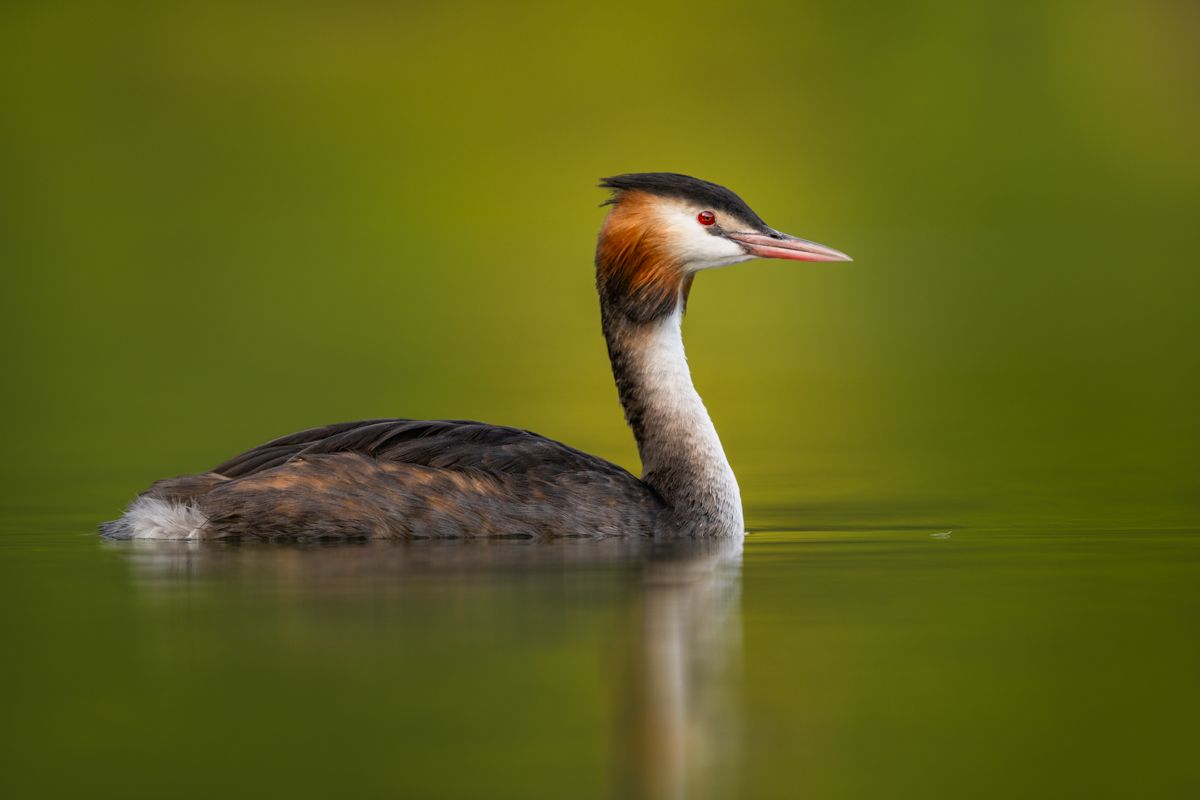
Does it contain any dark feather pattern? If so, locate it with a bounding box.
[599,172,771,232]
[105,420,671,540]
[213,419,639,481]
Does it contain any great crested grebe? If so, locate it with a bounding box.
[102,173,850,541]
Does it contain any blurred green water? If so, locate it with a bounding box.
[1,1,1198,797]
[1,528,1196,799]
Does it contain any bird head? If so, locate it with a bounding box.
[596,172,850,323]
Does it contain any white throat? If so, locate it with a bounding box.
[615,307,744,536]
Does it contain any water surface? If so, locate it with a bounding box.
[2,508,1196,799]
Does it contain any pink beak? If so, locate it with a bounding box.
[728,230,852,263]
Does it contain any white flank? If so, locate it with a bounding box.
[121,497,210,539]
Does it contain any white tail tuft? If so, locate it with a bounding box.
[108,497,210,540]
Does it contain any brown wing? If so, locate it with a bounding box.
[192,419,667,540]
[212,418,643,485]
[110,419,666,540]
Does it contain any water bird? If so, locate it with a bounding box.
[103,173,850,540]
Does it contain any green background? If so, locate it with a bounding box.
[1,2,1198,798]
[2,0,1196,525]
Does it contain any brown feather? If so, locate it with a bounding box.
[596,191,685,323]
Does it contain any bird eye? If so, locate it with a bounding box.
[697,211,716,226]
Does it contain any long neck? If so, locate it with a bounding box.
[601,299,743,537]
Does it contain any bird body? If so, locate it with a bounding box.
[102,173,849,541]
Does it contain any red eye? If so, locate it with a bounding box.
[697,210,716,226]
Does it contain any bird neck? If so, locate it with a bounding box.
[600,296,743,537]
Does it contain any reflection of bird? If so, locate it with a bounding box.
[115,534,745,799]
[103,173,850,541]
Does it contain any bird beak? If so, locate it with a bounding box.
[727,230,852,263]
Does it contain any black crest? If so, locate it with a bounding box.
[599,172,770,231]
